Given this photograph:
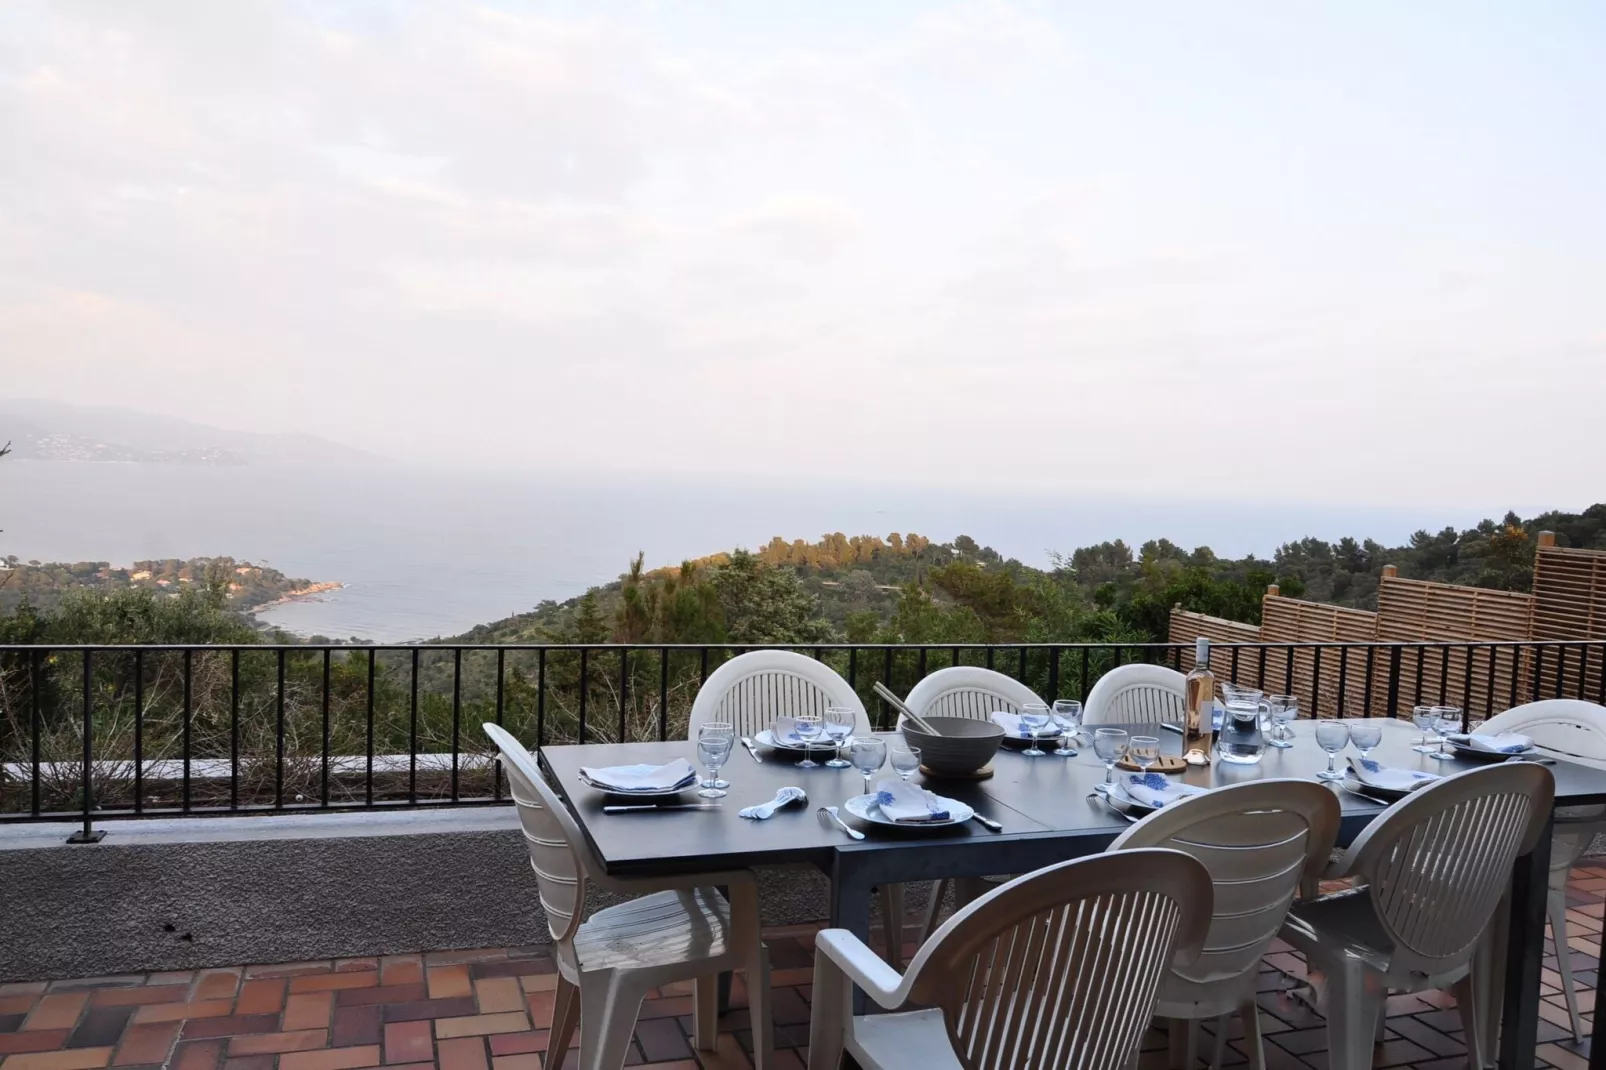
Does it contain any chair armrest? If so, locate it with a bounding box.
[814,928,911,1009]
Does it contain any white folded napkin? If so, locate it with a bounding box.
[580,757,697,793]
[1348,757,1439,793]
[1446,732,1533,754]
[1120,772,1208,810]
[989,712,1040,739]
[871,778,951,823]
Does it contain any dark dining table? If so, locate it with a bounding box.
[541,718,1606,1070]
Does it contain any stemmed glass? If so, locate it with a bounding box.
[1051,700,1082,757]
[1431,706,1463,761]
[890,745,921,782]
[1128,735,1161,776]
[849,737,887,794]
[1020,702,1051,757]
[1315,721,1351,781]
[698,722,734,789]
[1412,705,1441,754]
[1093,728,1128,795]
[822,707,855,769]
[793,711,823,768]
[1349,722,1382,762]
[1268,695,1298,748]
[696,726,733,799]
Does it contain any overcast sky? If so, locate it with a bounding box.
[2,1,1602,508]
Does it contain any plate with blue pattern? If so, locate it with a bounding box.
[842,791,975,828]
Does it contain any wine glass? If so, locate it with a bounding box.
[849,737,887,794]
[698,721,734,788]
[1020,702,1051,757]
[1349,722,1382,761]
[1411,705,1440,754]
[890,745,921,782]
[1128,735,1161,775]
[1051,700,1082,757]
[696,731,733,799]
[1315,720,1351,781]
[1093,728,1128,795]
[1268,695,1298,748]
[793,711,823,768]
[1431,706,1463,761]
[822,706,856,769]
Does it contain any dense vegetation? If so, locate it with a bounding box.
[0,556,324,615]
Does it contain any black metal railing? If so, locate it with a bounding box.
[3,639,1604,839]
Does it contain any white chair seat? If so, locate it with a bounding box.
[846,1008,962,1070]
[573,888,732,974]
[1281,888,1397,973]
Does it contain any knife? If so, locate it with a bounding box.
[740,736,763,763]
[603,803,722,813]
[969,813,1003,832]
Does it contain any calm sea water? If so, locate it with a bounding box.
[2,462,1461,642]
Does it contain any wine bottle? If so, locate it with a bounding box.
[1183,637,1216,761]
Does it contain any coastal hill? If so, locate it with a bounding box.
[0,556,337,617]
[0,399,380,465]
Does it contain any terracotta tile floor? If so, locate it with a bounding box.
[4,863,1604,1070]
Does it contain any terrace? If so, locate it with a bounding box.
[5,637,1606,1070]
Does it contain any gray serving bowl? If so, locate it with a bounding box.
[899,716,1006,776]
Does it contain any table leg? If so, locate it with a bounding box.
[1501,814,1552,1070]
[830,853,876,1016]
[1590,859,1606,1070]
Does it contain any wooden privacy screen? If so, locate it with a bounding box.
[1530,546,1606,704]
[1372,577,1535,719]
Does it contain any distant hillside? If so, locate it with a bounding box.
[0,399,380,465]
[0,555,336,617]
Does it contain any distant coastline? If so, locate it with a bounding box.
[247,581,345,615]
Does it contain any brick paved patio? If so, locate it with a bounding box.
[4,862,1603,1070]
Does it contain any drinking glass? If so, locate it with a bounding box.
[850,737,887,794]
[793,711,823,768]
[1093,728,1129,795]
[1349,722,1382,761]
[1020,702,1051,757]
[696,733,733,799]
[1315,720,1350,781]
[823,706,856,769]
[1431,706,1463,761]
[697,722,735,789]
[1411,705,1440,754]
[1051,700,1082,757]
[890,745,922,782]
[1268,695,1298,748]
[1128,735,1161,775]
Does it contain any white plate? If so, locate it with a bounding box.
[578,774,694,800]
[843,791,974,829]
[754,729,853,753]
[1448,739,1533,762]
[1340,774,1414,801]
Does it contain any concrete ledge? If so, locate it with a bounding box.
[0,808,874,981]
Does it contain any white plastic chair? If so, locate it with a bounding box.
[1278,763,1554,1070]
[1475,699,1606,1043]
[483,723,775,1070]
[895,667,1045,943]
[685,652,910,965]
[807,849,1214,1070]
[688,649,873,740]
[896,666,1043,725]
[1084,664,1189,727]
[1108,780,1342,1070]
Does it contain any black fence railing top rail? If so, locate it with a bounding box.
[5,639,1605,652]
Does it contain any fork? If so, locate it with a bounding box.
[817,805,865,840]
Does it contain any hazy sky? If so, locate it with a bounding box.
[2,2,1602,508]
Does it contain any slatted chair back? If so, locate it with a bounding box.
[1347,763,1553,973]
[898,666,1043,726]
[484,723,588,945]
[1084,664,1189,727]
[901,849,1212,1070]
[686,650,871,740]
[1109,780,1341,992]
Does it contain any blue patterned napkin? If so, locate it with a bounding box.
[1446,732,1532,754]
[872,778,951,823]
[1348,757,1439,792]
[1121,772,1208,809]
[580,758,697,793]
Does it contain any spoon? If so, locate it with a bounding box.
[740,786,807,820]
[817,805,865,840]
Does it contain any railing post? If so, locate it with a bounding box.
[68,649,104,843]
[1047,647,1060,700]
[1386,644,1402,719]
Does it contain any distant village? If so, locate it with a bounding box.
[0,555,340,615]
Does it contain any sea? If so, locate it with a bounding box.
[1,461,1492,643]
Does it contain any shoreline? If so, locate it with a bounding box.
[246,581,345,614]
